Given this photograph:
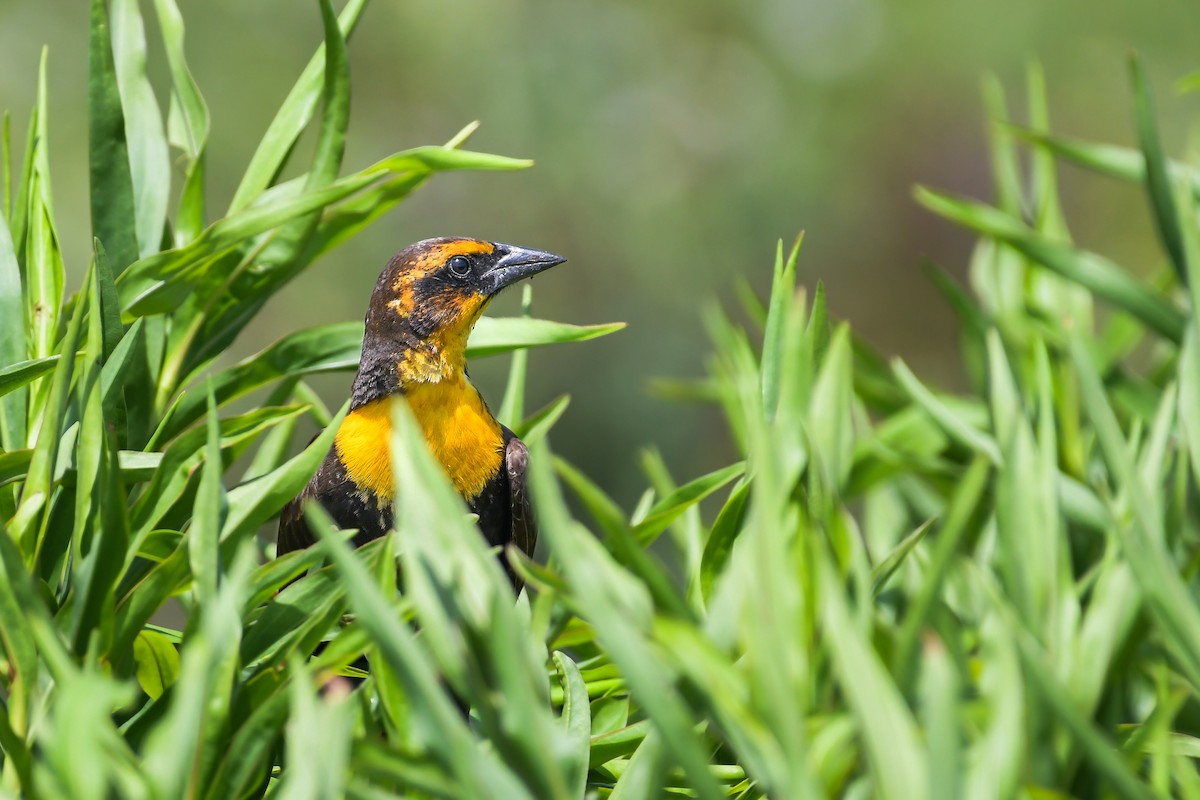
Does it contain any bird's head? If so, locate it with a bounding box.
[355,237,566,398]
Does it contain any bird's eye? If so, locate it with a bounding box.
[447,255,471,277]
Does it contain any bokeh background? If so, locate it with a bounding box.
[2,0,1198,503]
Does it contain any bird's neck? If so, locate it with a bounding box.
[337,352,503,503]
[350,310,480,408]
[350,340,466,408]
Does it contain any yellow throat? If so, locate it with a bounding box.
[334,371,504,503]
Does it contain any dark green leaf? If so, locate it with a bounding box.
[698,479,750,602]
[87,0,140,272]
[1130,56,1187,283]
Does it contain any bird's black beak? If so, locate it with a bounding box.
[482,243,567,296]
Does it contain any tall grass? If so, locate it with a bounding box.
[3,1,1200,798]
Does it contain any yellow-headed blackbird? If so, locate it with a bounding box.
[276,237,567,587]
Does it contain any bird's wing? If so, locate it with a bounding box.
[505,435,537,563]
[275,433,324,557]
[275,492,313,557]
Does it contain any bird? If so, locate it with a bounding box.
[276,237,567,588]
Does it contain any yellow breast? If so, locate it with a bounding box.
[334,376,504,502]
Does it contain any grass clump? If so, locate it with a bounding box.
[3,1,1200,798]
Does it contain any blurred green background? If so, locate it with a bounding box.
[2,0,1197,502]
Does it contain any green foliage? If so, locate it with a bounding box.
[4,3,1200,799]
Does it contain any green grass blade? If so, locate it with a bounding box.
[87,0,140,272]
[467,317,626,358]
[761,235,803,421]
[67,265,125,655]
[150,0,210,244]
[871,517,933,594]
[99,317,143,426]
[0,355,58,400]
[160,0,355,429]
[0,449,32,486]
[12,277,86,555]
[529,445,727,800]
[512,393,570,448]
[609,729,668,800]
[153,321,360,444]
[892,359,1000,463]
[808,324,855,491]
[818,551,927,800]
[0,212,23,450]
[26,49,65,368]
[131,405,305,540]
[9,107,37,266]
[498,283,533,426]
[111,0,170,262]
[1007,607,1154,800]
[219,400,347,548]
[226,0,348,279]
[916,186,1186,342]
[275,659,355,798]
[921,635,963,800]
[118,147,532,314]
[1026,63,1069,240]
[1177,178,1200,491]
[632,461,744,546]
[309,504,534,798]
[893,456,990,681]
[1073,337,1200,692]
[189,388,226,603]
[981,74,1022,214]
[1130,56,1187,283]
[139,557,247,799]
[303,124,511,262]
[0,516,39,751]
[238,563,348,673]
[553,651,591,797]
[228,0,368,214]
[698,478,750,602]
[1013,125,1150,179]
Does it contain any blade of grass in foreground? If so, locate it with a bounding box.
[387,395,578,798]
[530,442,728,800]
[309,504,534,799]
[819,550,927,800]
